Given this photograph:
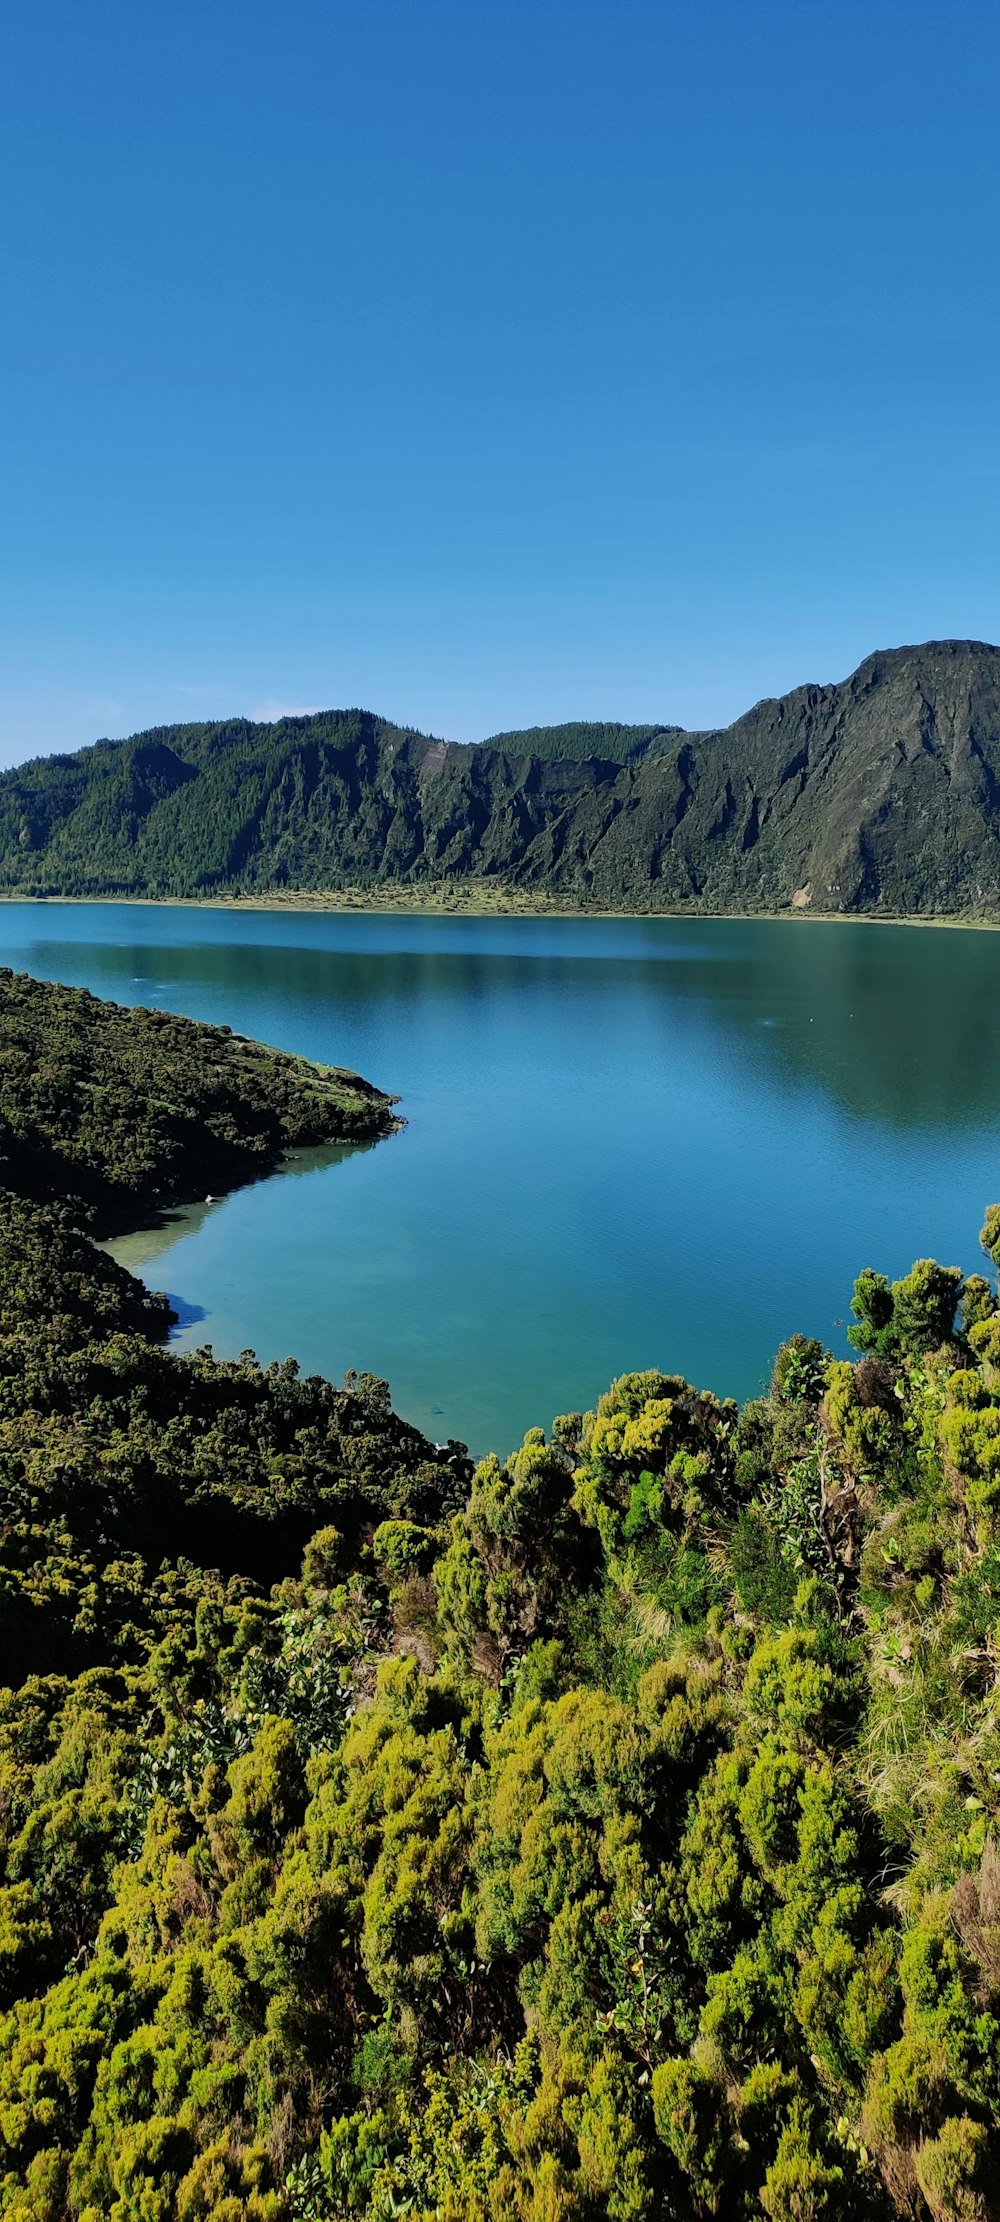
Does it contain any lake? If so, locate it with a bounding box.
[2,903,999,1455]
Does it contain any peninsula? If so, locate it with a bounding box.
[0,965,400,1234]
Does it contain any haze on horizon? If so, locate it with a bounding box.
[1,0,998,769]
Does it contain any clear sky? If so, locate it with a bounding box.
[2,0,999,764]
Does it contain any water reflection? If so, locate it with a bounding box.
[4,905,1000,1452]
[27,915,1000,1136]
[100,1140,380,1310]
[98,1194,226,1275]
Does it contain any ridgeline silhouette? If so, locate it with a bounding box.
[3,640,1000,914]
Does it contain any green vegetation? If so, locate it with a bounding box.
[3,971,1000,2216]
[478,721,671,764]
[2,640,1000,914]
[0,968,398,1232]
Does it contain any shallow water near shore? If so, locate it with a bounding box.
[3,903,999,1455]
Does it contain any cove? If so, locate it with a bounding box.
[2,903,999,1457]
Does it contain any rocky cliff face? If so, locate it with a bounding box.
[657,641,1000,914]
[2,641,999,913]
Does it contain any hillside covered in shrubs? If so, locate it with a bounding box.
[1,975,1000,2218]
[0,967,399,1232]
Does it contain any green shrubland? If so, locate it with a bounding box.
[2,972,1000,2216]
[0,968,398,1232]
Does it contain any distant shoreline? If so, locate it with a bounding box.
[1,886,999,932]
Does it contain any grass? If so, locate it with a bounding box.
[4,884,1000,927]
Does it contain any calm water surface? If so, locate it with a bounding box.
[2,904,999,1454]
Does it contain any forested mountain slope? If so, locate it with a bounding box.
[2,639,1000,913]
[479,719,672,764]
[1,974,1000,2215]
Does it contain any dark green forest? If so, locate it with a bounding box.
[478,723,670,766]
[2,639,1000,915]
[2,971,1000,2219]
[0,969,398,1233]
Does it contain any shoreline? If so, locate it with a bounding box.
[0,886,999,932]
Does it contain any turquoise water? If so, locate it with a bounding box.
[2,903,999,1455]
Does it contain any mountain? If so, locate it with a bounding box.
[2,640,1000,913]
[479,718,672,763]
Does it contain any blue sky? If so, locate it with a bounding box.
[2,0,998,763]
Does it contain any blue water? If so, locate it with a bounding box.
[2,903,998,1455]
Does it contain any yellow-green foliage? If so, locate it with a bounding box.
[3,1087,1000,2214]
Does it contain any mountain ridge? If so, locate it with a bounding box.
[3,638,1000,914]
